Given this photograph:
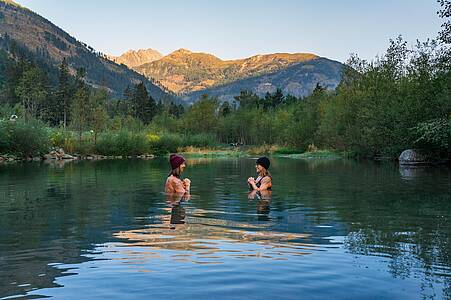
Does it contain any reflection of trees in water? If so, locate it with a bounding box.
[338,192,451,298]
[274,159,451,298]
[345,226,450,299]
[0,160,165,299]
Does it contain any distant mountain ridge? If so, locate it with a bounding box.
[116,48,319,94]
[108,48,162,68]
[182,57,344,103]
[0,0,173,101]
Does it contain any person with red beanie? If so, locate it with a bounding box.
[165,154,191,194]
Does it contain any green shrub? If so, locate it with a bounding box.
[413,117,451,157]
[74,139,95,156]
[150,133,182,154]
[49,129,78,153]
[95,131,149,156]
[0,119,50,157]
[182,133,218,148]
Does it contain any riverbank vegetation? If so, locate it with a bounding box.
[0,3,450,160]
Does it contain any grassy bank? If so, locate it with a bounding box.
[0,120,220,158]
[0,120,346,160]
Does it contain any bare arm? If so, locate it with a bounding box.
[254,177,272,191]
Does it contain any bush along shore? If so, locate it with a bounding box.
[0,119,349,163]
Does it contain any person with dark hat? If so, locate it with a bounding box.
[165,154,191,194]
[247,156,272,191]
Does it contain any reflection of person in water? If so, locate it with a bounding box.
[247,157,272,191]
[166,192,189,227]
[170,204,186,225]
[165,154,191,194]
[248,189,272,221]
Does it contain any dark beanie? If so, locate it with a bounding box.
[256,156,270,170]
[170,154,185,170]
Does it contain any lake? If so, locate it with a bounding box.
[0,157,450,299]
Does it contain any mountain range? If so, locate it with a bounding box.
[0,0,172,101]
[0,0,345,104]
[114,48,344,102]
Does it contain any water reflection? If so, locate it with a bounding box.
[114,221,315,264]
[166,192,190,227]
[248,190,272,221]
[0,158,450,299]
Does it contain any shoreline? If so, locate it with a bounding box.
[1,147,448,166]
[0,147,344,163]
[0,147,356,164]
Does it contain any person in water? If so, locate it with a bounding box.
[247,156,272,191]
[165,154,191,194]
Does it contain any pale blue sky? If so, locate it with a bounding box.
[14,0,443,62]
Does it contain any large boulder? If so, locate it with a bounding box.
[399,149,428,165]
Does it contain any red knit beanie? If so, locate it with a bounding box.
[169,154,185,170]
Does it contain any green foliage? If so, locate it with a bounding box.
[15,65,48,120]
[95,131,149,156]
[70,86,90,138]
[0,119,50,157]
[49,128,77,153]
[182,133,218,148]
[149,133,182,154]
[413,117,451,155]
[182,94,219,133]
[131,82,157,124]
[438,0,451,44]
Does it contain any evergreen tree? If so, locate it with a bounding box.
[132,82,155,124]
[219,101,231,117]
[234,90,260,109]
[169,101,181,118]
[271,88,285,108]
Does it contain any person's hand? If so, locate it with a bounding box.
[183,178,191,188]
[247,177,255,184]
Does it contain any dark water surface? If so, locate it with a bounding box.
[0,158,450,299]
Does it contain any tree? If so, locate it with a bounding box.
[270,88,285,108]
[15,65,48,120]
[168,101,180,118]
[261,89,285,110]
[132,82,156,124]
[182,94,219,133]
[90,89,109,144]
[70,86,90,141]
[234,90,260,109]
[55,58,71,128]
[438,0,451,44]
[219,101,232,117]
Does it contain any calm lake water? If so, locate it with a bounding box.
[0,157,450,299]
